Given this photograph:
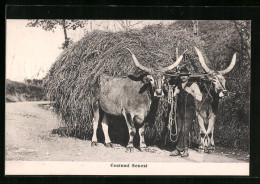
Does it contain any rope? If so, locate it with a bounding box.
[164,85,178,144]
[169,95,178,142]
[166,87,188,146]
[166,84,188,144]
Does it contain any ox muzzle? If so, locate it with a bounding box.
[219,89,228,98]
[154,89,164,97]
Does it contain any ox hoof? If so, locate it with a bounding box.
[207,149,214,154]
[208,145,215,150]
[126,146,134,153]
[91,141,98,147]
[105,142,114,148]
[207,145,215,154]
[204,147,209,153]
[197,146,204,153]
[139,147,148,152]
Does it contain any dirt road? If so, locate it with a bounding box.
[5,101,249,163]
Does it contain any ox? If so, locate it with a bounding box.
[193,46,237,153]
[91,48,186,152]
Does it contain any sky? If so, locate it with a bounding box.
[6,20,175,82]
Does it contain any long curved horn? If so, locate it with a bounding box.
[161,49,188,72]
[126,48,153,73]
[218,53,237,74]
[194,46,214,74]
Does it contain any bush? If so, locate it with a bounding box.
[6,79,46,102]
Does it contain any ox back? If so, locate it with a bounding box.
[99,74,151,118]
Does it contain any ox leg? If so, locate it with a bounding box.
[207,116,216,153]
[211,127,215,149]
[122,109,136,152]
[207,127,215,154]
[138,123,147,152]
[134,115,146,150]
[197,114,207,153]
[91,101,101,147]
[102,114,113,148]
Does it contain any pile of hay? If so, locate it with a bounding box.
[44,23,205,146]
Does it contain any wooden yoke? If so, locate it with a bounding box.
[165,72,210,79]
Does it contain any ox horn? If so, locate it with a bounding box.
[126,48,153,73]
[161,49,188,72]
[194,46,214,74]
[218,53,237,74]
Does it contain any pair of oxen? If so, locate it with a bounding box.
[91,46,237,153]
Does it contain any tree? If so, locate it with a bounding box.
[192,20,199,36]
[233,20,251,60]
[116,20,143,31]
[27,19,86,49]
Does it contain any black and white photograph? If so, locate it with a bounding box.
[5,19,250,175]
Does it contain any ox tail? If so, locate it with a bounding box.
[92,99,103,116]
[91,99,99,112]
[91,99,104,125]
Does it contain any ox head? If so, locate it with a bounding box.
[126,48,186,98]
[194,46,237,98]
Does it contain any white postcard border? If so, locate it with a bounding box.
[5,161,249,176]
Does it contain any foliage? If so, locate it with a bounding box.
[27,19,86,32]
[27,19,86,48]
[25,79,43,86]
[175,20,250,150]
[6,79,46,102]
[200,20,250,150]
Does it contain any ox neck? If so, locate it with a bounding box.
[201,81,220,100]
[202,82,220,114]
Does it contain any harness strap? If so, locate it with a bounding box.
[203,82,213,101]
[195,81,213,117]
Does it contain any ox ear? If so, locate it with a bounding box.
[128,75,140,81]
[128,73,149,82]
[139,83,151,94]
